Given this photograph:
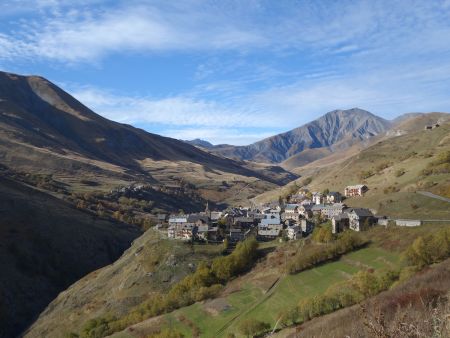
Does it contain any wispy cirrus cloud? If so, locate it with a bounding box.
[0,2,266,63]
[2,0,450,145]
[1,1,449,64]
[69,86,278,129]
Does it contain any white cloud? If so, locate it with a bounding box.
[1,0,448,64]
[1,2,266,63]
[69,86,279,129]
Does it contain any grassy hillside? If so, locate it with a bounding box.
[0,177,141,338]
[113,224,450,338]
[24,230,225,338]
[30,221,449,338]
[275,256,450,337]
[255,121,450,220]
[159,247,399,338]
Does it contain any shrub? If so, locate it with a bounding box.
[383,186,400,194]
[296,269,399,323]
[238,319,270,337]
[403,228,450,268]
[287,232,367,274]
[376,162,392,173]
[395,169,405,177]
[359,170,374,180]
[303,177,312,186]
[311,223,333,243]
[399,151,417,161]
[148,329,185,338]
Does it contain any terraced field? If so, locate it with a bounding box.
[112,246,401,338]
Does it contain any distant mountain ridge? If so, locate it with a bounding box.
[207,108,391,163]
[184,138,214,148]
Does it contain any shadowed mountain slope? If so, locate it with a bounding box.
[0,177,141,338]
[0,71,270,175]
[0,71,297,205]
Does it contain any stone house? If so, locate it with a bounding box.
[321,203,346,219]
[326,192,342,203]
[347,208,375,231]
[331,213,349,234]
[286,225,301,240]
[344,184,368,197]
[229,228,245,242]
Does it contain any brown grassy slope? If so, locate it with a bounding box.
[254,120,450,219]
[284,257,450,338]
[0,71,296,202]
[23,231,224,338]
[284,112,450,175]
[0,176,141,338]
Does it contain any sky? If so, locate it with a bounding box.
[1,0,450,145]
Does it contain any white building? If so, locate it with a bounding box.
[395,219,421,227]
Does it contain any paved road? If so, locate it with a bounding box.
[417,191,450,203]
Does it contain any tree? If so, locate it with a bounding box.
[404,236,431,267]
[76,200,86,209]
[222,238,229,253]
[278,196,284,208]
[112,211,123,221]
[238,319,270,337]
[352,270,380,297]
[149,328,185,338]
[96,203,105,216]
[280,306,300,326]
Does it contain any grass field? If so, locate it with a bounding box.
[114,246,401,338]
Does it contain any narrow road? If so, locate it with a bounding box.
[417,191,450,203]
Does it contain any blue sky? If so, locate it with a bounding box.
[1,0,450,145]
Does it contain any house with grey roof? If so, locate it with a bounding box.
[332,208,375,233]
[321,203,347,219]
[326,192,342,203]
[331,213,349,234]
[347,208,375,231]
[258,216,283,239]
[229,228,245,242]
[287,224,301,240]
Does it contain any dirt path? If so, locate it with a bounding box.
[417,191,450,203]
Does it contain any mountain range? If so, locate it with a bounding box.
[0,71,297,206]
[186,108,392,166]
